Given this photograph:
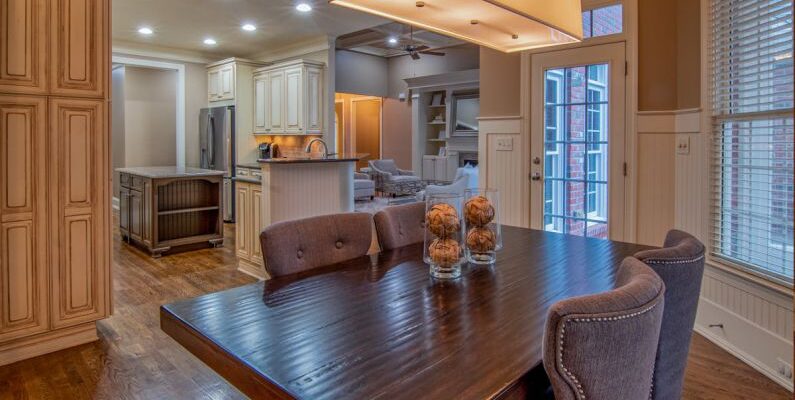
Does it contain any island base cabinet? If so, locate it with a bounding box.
[235,182,266,279]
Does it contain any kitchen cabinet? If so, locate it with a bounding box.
[422,154,459,182]
[208,62,235,102]
[235,180,265,279]
[253,59,324,135]
[0,0,111,367]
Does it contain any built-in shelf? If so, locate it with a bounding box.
[158,206,220,216]
[428,138,447,142]
[428,121,446,125]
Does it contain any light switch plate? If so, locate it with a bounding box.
[676,136,690,155]
[496,138,513,151]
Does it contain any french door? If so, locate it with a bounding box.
[530,43,626,240]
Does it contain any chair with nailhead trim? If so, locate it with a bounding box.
[634,230,705,400]
[542,257,666,400]
[259,212,372,278]
[373,202,425,251]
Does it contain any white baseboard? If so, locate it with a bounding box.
[695,297,794,392]
[112,196,120,211]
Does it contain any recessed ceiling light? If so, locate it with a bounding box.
[388,37,398,44]
[138,26,154,35]
[203,38,217,45]
[296,3,312,12]
[242,24,257,31]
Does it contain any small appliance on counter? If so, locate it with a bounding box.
[259,142,279,159]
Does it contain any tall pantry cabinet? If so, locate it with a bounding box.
[0,0,111,365]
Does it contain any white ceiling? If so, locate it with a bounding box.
[112,0,388,59]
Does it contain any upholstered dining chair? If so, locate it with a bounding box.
[543,257,665,400]
[634,229,705,400]
[373,202,425,250]
[259,213,372,278]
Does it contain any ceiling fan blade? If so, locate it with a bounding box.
[421,50,446,56]
[410,52,421,60]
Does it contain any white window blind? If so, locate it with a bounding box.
[710,0,794,284]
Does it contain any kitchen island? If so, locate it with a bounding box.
[234,154,365,279]
[117,166,226,257]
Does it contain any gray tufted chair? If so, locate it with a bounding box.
[259,213,372,278]
[373,202,425,251]
[543,257,666,400]
[634,229,705,400]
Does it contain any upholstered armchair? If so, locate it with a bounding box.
[354,172,375,200]
[416,169,469,201]
[368,159,425,197]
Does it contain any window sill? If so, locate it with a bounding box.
[705,256,793,298]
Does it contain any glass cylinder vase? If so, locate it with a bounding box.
[423,193,464,279]
[463,188,502,265]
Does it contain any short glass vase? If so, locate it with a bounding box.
[423,193,464,279]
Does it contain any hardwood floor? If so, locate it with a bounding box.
[0,221,789,399]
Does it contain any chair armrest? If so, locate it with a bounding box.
[397,169,415,176]
[354,172,370,180]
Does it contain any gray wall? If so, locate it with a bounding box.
[111,66,126,198]
[387,45,480,99]
[335,50,388,97]
[123,67,178,168]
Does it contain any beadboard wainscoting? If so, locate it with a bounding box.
[477,116,528,228]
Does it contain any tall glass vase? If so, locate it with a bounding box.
[423,193,464,279]
[463,188,502,264]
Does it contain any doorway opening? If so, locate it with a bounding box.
[335,93,383,169]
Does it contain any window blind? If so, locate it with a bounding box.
[710,0,794,284]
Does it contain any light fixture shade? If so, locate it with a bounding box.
[329,0,583,52]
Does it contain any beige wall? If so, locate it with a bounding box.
[381,98,413,168]
[676,0,701,109]
[123,66,178,168]
[479,47,522,117]
[111,66,126,198]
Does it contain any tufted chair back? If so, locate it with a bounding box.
[543,257,665,400]
[259,213,373,278]
[373,202,426,251]
[634,229,705,400]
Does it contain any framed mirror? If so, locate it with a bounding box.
[451,94,480,136]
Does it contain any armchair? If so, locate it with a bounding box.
[368,159,425,197]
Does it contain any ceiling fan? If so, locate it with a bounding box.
[398,26,445,60]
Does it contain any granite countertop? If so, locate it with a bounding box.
[233,176,262,184]
[258,153,368,164]
[236,163,262,169]
[115,166,226,179]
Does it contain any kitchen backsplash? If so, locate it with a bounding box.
[255,135,326,158]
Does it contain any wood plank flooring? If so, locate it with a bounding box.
[0,221,789,399]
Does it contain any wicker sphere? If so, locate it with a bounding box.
[464,195,495,227]
[428,238,461,267]
[425,203,460,238]
[466,227,497,253]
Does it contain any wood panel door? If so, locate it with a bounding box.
[219,64,234,101]
[305,67,322,134]
[0,95,48,341]
[253,76,268,133]
[284,67,302,133]
[49,97,108,329]
[0,0,48,94]
[50,0,107,98]
[251,186,263,262]
[235,183,250,259]
[268,71,284,132]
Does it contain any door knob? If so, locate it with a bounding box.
[530,172,542,181]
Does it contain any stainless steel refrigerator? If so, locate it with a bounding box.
[199,106,235,222]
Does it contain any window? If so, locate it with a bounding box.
[711,0,793,284]
[581,4,623,38]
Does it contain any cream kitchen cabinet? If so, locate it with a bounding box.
[208,62,235,102]
[253,59,324,135]
[235,180,266,279]
[422,153,459,182]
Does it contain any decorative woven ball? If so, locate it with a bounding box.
[464,195,495,227]
[466,227,497,253]
[425,203,460,238]
[428,238,461,267]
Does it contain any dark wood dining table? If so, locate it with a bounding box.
[160,226,652,399]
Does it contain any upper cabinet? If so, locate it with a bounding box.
[0,0,48,95]
[207,58,267,103]
[253,60,324,135]
[50,0,107,98]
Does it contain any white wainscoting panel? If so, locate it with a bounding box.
[478,117,527,228]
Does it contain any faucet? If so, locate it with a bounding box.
[304,138,332,158]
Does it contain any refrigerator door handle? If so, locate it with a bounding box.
[208,114,216,168]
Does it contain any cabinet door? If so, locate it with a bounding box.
[0,0,48,94]
[235,183,250,259]
[284,67,303,133]
[119,187,130,233]
[434,157,447,182]
[269,71,284,132]
[305,67,322,133]
[0,95,48,341]
[129,189,143,241]
[219,65,234,100]
[253,76,269,133]
[50,0,107,97]
[49,98,109,329]
[208,68,220,101]
[422,157,435,181]
[251,186,263,261]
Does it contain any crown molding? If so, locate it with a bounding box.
[246,36,331,63]
[112,39,219,64]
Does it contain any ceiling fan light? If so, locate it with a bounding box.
[329,0,583,53]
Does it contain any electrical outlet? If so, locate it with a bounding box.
[676,136,690,155]
[496,138,513,151]
[777,358,793,380]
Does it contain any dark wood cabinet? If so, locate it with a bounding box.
[118,168,224,257]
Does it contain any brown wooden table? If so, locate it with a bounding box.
[161,226,652,399]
